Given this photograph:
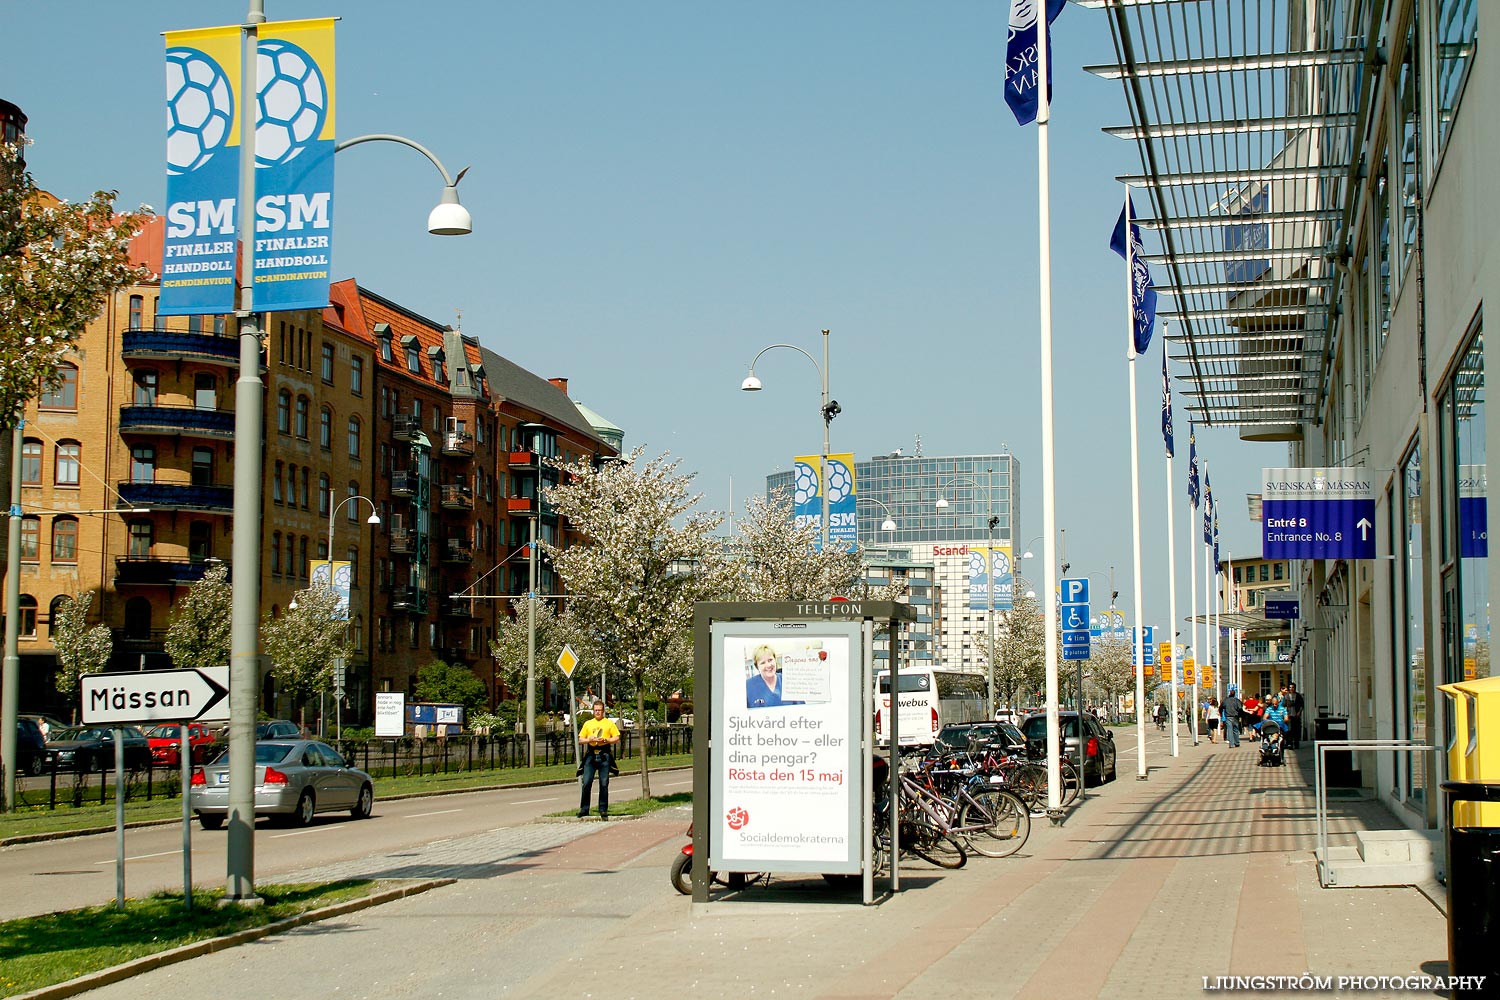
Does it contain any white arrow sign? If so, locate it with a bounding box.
[1356,517,1372,540]
[82,667,230,726]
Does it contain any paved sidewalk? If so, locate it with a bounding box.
[69,730,1452,1000]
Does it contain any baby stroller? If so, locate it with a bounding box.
[1257,725,1286,767]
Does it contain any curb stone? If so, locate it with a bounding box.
[10,878,456,1000]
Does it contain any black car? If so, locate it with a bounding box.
[45,726,151,773]
[256,720,301,740]
[15,718,48,776]
[935,721,1027,754]
[1019,711,1117,785]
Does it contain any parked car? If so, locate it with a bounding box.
[14,717,48,776]
[255,720,301,740]
[45,726,151,773]
[1019,711,1118,785]
[144,722,219,767]
[20,713,67,742]
[190,739,374,830]
[935,721,1027,753]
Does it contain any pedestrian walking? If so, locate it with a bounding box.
[1222,686,1243,747]
[1206,697,1221,743]
[1243,691,1262,741]
[577,700,621,820]
[1285,682,1305,750]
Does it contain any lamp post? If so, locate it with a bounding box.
[314,494,379,739]
[935,471,1001,718]
[855,496,898,537]
[224,0,472,905]
[741,329,838,550]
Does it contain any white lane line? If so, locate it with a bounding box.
[95,849,180,864]
[270,826,337,839]
[404,808,463,819]
[511,797,560,805]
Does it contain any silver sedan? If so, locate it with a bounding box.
[189,739,375,830]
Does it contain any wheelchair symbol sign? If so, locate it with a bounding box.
[1064,607,1087,629]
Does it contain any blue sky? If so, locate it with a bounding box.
[6,1,1276,635]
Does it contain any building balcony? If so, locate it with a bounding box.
[390,470,419,497]
[439,597,478,619]
[117,481,234,514]
[392,413,423,442]
[505,496,538,516]
[507,449,537,470]
[111,627,168,652]
[121,329,242,368]
[442,431,475,458]
[389,530,419,556]
[115,556,227,587]
[390,587,424,614]
[441,538,473,564]
[439,484,473,511]
[119,404,236,440]
[438,646,476,664]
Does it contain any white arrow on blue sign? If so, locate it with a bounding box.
[1261,467,1377,560]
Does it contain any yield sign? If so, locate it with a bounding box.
[557,643,580,679]
[82,667,229,725]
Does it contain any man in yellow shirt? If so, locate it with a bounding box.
[577,700,621,819]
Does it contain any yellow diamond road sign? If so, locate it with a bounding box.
[557,643,580,679]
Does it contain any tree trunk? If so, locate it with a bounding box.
[636,683,650,798]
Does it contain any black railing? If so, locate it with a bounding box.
[117,480,234,513]
[119,404,236,439]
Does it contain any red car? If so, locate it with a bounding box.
[145,722,218,767]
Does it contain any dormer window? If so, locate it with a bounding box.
[428,345,445,384]
[402,335,420,373]
[374,322,393,363]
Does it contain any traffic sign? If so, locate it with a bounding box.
[1060,577,1090,661]
[332,656,346,699]
[1184,660,1196,685]
[557,643,580,679]
[1261,467,1377,559]
[82,667,229,725]
[1264,594,1299,620]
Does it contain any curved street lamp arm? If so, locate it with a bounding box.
[744,343,822,380]
[334,133,467,189]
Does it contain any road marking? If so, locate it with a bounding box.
[270,826,336,838]
[511,797,560,805]
[405,808,462,819]
[95,849,180,864]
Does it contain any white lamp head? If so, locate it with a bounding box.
[1023,550,1035,559]
[367,512,382,525]
[881,517,897,532]
[427,185,472,236]
[934,496,949,510]
[740,372,762,392]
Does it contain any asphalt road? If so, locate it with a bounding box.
[0,769,694,921]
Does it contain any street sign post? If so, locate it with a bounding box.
[558,644,581,741]
[81,667,229,726]
[1061,578,1090,662]
[1264,593,1300,620]
[1261,467,1377,559]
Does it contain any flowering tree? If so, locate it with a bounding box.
[51,590,114,723]
[413,659,488,718]
[1088,637,1137,716]
[542,448,731,796]
[0,141,148,425]
[164,565,232,671]
[261,586,351,729]
[733,487,905,602]
[977,576,1048,709]
[489,598,620,708]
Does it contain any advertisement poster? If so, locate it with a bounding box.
[791,453,858,549]
[374,692,404,737]
[710,622,862,874]
[966,545,1015,611]
[310,559,352,620]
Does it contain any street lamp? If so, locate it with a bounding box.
[223,0,472,905]
[740,329,838,550]
[856,496,898,534]
[935,471,1002,718]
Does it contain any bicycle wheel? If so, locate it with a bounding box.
[904,818,967,869]
[1006,764,1045,810]
[961,788,1031,859]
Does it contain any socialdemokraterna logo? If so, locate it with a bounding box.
[726,806,749,830]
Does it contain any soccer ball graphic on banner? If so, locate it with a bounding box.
[969,552,986,577]
[255,38,328,168]
[992,550,1010,577]
[824,459,853,504]
[165,47,234,175]
[793,462,819,506]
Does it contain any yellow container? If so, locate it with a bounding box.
[1438,675,1500,826]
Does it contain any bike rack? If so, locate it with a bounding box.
[1313,739,1441,888]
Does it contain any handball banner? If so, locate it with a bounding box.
[162,19,336,316]
[791,453,858,549]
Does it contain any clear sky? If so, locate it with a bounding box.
[6,1,1280,642]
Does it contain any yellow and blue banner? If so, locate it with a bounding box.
[162,19,335,316]
[967,545,1015,611]
[310,559,353,620]
[792,453,858,549]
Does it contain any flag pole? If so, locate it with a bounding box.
[1124,182,1148,781]
[1188,443,1199,746]
[1163,332,1180,758]
[1198,458,1208,741]
[1036,4,1062,817]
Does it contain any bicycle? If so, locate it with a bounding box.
[913,760,1031,858]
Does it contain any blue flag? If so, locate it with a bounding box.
[1187,430,1199,508]
[1161,345,1174,458]
[1203,473,1214,545]
[1213,500,1221,565]
[1003,0,1067,126]
[1110,195,1158,354]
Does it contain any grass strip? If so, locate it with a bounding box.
[546,790,693,820]
[0,753,694,842]
[0,880,375,997]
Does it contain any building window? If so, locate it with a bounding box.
[410,620,421,649]
[129,295,143,328]
[213,315,227,335]
[18,596,37,638]
[319,473,331,515]
[1446,329,1487,687]
[131,444,155,483]
[1433,0,1479,155]
[19,517,39,561]
[299,536,309,579]
[347,481,359,521]
[380,336,393,363]
[133,369,158,405]
[320,406,333,449]
[295,396,310,439]
[1259,564,1269,582]
[1399,440,1426,805]
[321,342,335,383]
[350,356,364,395]
[192,446,214,486]
[272,532,282,575]
[19,439,41,485]
[1273,563,1284,581]
[51,517,78,562]
[273,461,284,504]
[189,520,212,561]
[39,364,78,410]
[301,466,311,509]
[194,373,216,410]
[347,545,359,580]
[288,466,298,509]
[277,389,292,433]
[380,386,390,418]
[188,314,203,333]
[128,520,153,558]
[347,416,361,458]
[48,596,68,637]
[405,343,420,374]
[353,615,364,652]
[55,442,81,486]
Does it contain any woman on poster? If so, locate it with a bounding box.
[745,644,804,709]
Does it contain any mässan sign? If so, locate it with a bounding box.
[1261,467,1377,560]
[82,667,230,725]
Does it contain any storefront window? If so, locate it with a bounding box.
[1451,332,1487,682]
[1400,441,1426,807]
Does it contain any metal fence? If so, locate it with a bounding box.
[7,725,695,811]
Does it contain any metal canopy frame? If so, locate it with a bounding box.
[1091,0,1371,429]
